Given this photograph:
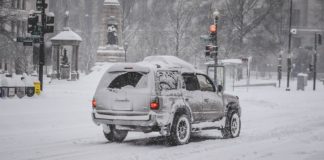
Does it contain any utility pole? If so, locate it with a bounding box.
[313,33,317,91]
[286,0,293,91]
[208,10,220,85]
[313,33,322,91]
[38,0,46,91]
[278,52,282,88]
[213,10,219,86]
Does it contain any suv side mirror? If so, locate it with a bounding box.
[217,85,223,93]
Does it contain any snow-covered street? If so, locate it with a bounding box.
[1,63,324,160]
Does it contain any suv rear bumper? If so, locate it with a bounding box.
[92,112,157,127]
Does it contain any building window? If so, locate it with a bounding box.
[11,0,16,8]
[17,0,21,9]
[293,37,301,48]
[22,0,26,10]
[292,9,300,26]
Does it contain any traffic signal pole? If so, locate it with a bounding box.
[313,33,318,91]
[213,16,218,86]
[38,0,46,91]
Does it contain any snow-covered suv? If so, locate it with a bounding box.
[92,56,241,145]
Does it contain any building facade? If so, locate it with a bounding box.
[0,0,37,74]
[291,0,324,74]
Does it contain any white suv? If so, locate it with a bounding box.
[92,56,241,145]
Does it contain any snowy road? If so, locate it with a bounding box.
[1,64,324,160]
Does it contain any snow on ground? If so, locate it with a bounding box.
[1,63,324,160]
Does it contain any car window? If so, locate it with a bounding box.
[157,71,178,91]
[182,73,200,91]
[108,72,147,89]
[197,74,215,92]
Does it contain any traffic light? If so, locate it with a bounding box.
[318,34,322,45]
[209,25,217,33]
[45,13,55,33]
[205,45,211,57]
[36,0,47,11]
[27,14,38,34]
[278,65,282,72]
[205,45,217,57]
[309,64,314,72]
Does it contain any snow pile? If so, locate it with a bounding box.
[51,27,82,41]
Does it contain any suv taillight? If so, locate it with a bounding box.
[92,99,96,109]
[150,97,159,110]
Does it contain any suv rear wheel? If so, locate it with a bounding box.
[103,125,128,142]
[167,114,191,145]
[221,110,241,138]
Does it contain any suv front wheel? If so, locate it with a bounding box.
[167,114,191,145]
[221,110,241,138]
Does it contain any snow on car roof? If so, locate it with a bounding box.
[205,59,243,66]
[106,56,202,74]
[107,63,152,73]
[142,55,199,73]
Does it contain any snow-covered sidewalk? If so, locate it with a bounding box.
[1,64,324,160]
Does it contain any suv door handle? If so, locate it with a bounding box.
[204,98,209,102]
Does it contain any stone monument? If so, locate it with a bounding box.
[96,0,126,62]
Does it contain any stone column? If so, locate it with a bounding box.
[71,45,79,80]
[75,45,79,79]
[55,45,61,79]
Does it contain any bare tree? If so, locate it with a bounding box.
[222,0,281,56]
[167,0,199,57]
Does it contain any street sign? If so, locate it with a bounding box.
[17,37,41,45]
[23,41,33,46]
[16,37,25,42]
[200,35,211,42]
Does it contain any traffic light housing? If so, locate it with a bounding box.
[205,45,217,57]
[318,34,322,45]
[27,14,38,34]
[45,13,55,33]
[36,0,47,11]
[309,64,314,72]
[205,45,211,57]
[278,65,282,72]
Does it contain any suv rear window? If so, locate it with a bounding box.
[108,72,148,89]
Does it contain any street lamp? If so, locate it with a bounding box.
[286,0,293,91]
[124,42,128,62]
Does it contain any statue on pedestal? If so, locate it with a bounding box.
[107,24,118,45]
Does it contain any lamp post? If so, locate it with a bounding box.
[286,0,293,91]
[212,9,220,86]
[124,42,128,62]
[278,51,283,88]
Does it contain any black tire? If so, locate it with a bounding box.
[221,110,241,139]
[103,125,128,142]
[167,114,191,145]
